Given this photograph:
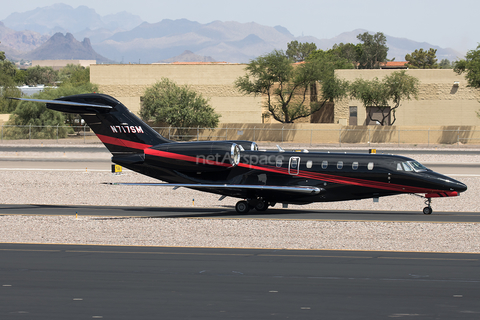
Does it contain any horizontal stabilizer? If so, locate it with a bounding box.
[106,182,323,195]
[9,97,112,113]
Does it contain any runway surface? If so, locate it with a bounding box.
[1,204,480,223]
[1,243,480,319]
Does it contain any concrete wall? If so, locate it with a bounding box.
[90,64,262,123]
[153,123,480,145]
[0,114,9,125]
[335,69,480,126]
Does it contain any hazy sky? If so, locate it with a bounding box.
[2,0,479,54]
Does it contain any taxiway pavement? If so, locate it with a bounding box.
[1,243,480,319]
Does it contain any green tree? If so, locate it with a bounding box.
[307,49,353,110]
[4,83,98,139]
[13,69,27,85]
[455,44,480,118]
[454,44,480,88]
[235,49,350,123]
[285,40,317,62]
[439,59,453,69]
[59,64,90,86]
[0,44,21,113]
[25,66,58,86]
[349,71,419,125]
[405,48,438,69]
[140,78,220,128]
[356,32,389,69]
[330,42,362,67]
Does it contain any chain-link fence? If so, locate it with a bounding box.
[1,124,480,146]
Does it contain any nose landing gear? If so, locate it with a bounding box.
[423,198,432,215]
[412,194,434,214]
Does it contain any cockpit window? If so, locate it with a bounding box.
[401,161,427,173]
[402,162,413,171]
[409,161,427,172]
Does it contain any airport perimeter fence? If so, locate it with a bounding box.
[1,124,480,146]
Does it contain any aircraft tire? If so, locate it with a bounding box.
[254,201,269,212]
[423,207,433,215]
[235,201,250,214]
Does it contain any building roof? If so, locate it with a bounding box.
[152,61,230,65]
[379,61,408,69]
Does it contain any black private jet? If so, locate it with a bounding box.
[12,93,467,214]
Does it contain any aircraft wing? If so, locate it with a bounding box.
[108,183,323,195]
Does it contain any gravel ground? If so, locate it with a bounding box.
[0,150,479,252]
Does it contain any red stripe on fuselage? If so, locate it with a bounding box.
[96,134,152,150]
[237,162,447,194]
[94,135,445,194]
[144,148,233,167]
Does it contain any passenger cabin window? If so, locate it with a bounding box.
[367,162,374,170]
[276,159,282,168]
[397,163,403,171]
[291,158,298,169]
[337,161,343,169]
[306,160,313,169]
[321,161,328,169]
[352,162,359,170]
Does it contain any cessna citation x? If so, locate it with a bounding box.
[13,93,467,214]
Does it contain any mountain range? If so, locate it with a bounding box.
[0,3,464,64]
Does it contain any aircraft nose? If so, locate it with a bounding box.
[453,180,467,193]
[434,173,467,193]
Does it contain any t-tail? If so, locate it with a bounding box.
[12,93,171,154]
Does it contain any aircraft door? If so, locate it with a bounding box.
[288,156,300,175]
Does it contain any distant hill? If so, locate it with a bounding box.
[94,19,295,63]
[2,3,143,34]
[93,21,464,63]
[25,32,110,63]
[1,4,465,63]
[0,22,49,58]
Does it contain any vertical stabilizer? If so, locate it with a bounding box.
[15,93,171,154]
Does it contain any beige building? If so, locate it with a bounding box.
[90,63,262,124]
[90,64,480,128]
[33,60,96,71]
[335,69,480,126]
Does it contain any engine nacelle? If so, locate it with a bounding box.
[225,140,258,151]
[144,141,241,172]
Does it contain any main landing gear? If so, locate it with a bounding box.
[235,199,273,214]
